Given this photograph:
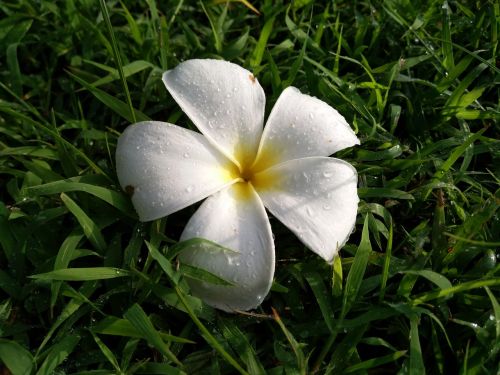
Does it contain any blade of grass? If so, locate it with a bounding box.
[272,307,307,374]
[219,318,266,375]
[332,255,343,297]
[0,339,33,375]
[484,286,500,338]
[98,0,136,123]
[409,316,425,374]
[313,216,372,372]
[36,335,80,375]
[341,215,372,319]
[50,229,84,312]
[60,193,106,252]
[26,177,135,217]
[400,270,452,290]
[93,316,194,343]
[91,332,123,374]
[344,350,407,373]
[67,71,149,123]
[124,304,182,366]
[174,286,249,375]
[36,282,98,356]
[305,272,335,333]
[250,15,275,70]
[412,278,500,305]
[31,267,129,281]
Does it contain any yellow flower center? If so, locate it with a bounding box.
[224,143,281,200]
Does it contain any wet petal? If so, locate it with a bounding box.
[163,59,265,167]
[179,183,275,312]
[253,87,359,171]
[254,157,358,262]
[116,121,236,221]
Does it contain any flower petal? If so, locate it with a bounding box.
[254,157,358,262]
[163,59,265,167]
[179,183,275,312]
[116,121,236,221]
[252,87,360,171]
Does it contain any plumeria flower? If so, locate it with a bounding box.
[116,59,359,312]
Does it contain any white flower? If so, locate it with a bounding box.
[116,59,360,312]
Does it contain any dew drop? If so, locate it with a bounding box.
[323,171,333,178]
[185,185,194,193]
[323,204,331,210]
[183,152,190,158]
[309,112,315,119]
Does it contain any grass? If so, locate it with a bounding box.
[0,0,499,374]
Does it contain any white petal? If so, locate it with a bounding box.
[254,157,358,262]
[163,59,265,167]
[252,87,359,171]
[179,183,275,312]
[116,121,237,221]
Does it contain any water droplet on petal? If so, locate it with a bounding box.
[183,152,190,158]
[323,171,333,178]
[185,185,193,193]
[309,113,315,119]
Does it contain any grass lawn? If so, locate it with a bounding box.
[0,0,499,374]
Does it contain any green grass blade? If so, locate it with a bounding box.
[91,332,123,374]
[272,308,307,374]
[344,350,407,373]
[146,240,178,284]
[89,60,154,87]
[174,286,249,375]
[332,255,343,297]
[26,177,135,217]
[409,316,425,374]
[98,0,136,123]
[36,335,80,375]
[31,267,129,281]
[67,71,149,123]
[50,229,84,311]
[124,304,182,366]
[401,270,452,290]
[60,193,106,252]
[250,15,275,70]
[179,263,234,286]
[0,339,33,375]
[484,286,500,338]
[37,282,97,356]
[341,215,372,319]
[441,1,454,72]
[219,318,266,375]
[412,278,500,305]
[358,188,414,200]
[305,272,335,332]
[93,316,194,343]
